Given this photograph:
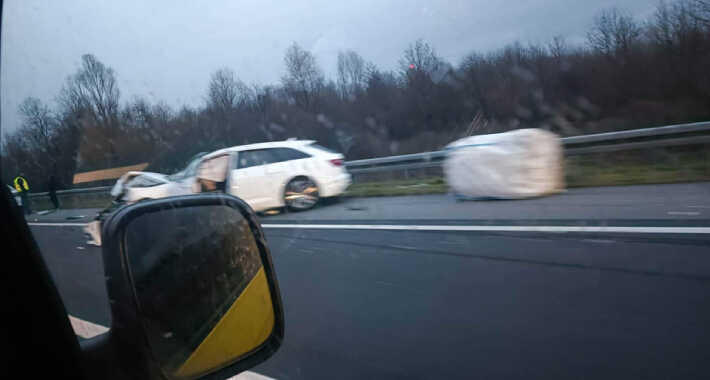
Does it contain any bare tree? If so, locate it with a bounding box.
[587,8,641,56]
[1,133,31,182]
[207,68,250,112]
[54,54,125,169]
[5,0,710,178]
[252,85,273,121]
[58,54,120,129]
[336,50,368,99]
[281,43,325,110]
[151,102,173,130]
[692,0,710,24]
[18,97,56,154]
[122,97,151,129]
[649,0,707,47]
[547,35,568,58]
[5,97,71,189]
[399,39,442,78]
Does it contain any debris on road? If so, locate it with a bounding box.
[444,128,565,200]
[84,221,102,247]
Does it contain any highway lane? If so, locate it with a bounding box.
[31,225,110,327]
[30,221,710,379]
[24,182,710,224]
[254,228,710,379]
[266,182,710,222]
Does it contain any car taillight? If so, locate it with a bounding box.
[329,159,344,167]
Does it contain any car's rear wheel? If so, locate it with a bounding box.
[284,177,319,211]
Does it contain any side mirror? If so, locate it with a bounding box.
[84,193,284,380]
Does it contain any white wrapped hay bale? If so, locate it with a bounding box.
[443,128,565,199]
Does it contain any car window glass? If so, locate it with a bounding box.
[237,149,278,169]
[167,153,206,181]
[196,155,229,182]
[271,148,310,161]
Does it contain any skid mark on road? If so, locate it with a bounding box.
[267,232,710,282]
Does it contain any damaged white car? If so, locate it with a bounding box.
[85,153,206,246]
[85,140,351,245]
[110,153,206,203]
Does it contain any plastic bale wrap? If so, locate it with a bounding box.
[443,128,565,199]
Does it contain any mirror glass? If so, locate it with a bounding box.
[124,204,275,379]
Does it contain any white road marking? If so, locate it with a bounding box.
[581,239,616,244]
[28,222,88,227]
[28,222,710,234]
[389,244,418,250]
[68,315,109,339]
[230,372,277,380]
[667,211,701,216]
[261,224,710,234]
[688,205,710,209]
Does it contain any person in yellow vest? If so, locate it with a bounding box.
[14,174,32,215]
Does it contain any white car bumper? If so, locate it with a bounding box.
[319,173,352,197]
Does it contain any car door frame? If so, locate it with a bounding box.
[259,148,293,206]
[228,150,275,210]
[195,153,231,193]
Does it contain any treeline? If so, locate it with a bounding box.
[3,1,710,191]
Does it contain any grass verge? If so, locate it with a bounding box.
[345,177,448,197]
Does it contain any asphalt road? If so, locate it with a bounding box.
[28,183,710,379]
[266,182,710,221]
[31,225,111,327]
[255,228,710,379]
[26,182,710,224]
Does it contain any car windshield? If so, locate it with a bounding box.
[167,153,207,181]
[3,1,710,379]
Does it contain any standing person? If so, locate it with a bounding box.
[48,174,60,209]
[13,174,31,215]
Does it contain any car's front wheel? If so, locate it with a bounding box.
[284,177,319,211]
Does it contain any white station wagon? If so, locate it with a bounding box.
[111,140,351,212]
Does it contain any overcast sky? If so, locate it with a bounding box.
[2,0,661,134]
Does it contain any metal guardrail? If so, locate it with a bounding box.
[29,121,710,197]
[29,186,112,199]
[560,121,710,144]
[564,135,710,155]
[346,121,710,173]
[346,150,448,166]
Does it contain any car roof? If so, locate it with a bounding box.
[202,139,315,159]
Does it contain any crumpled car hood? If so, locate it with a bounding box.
[110,171,169,197]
